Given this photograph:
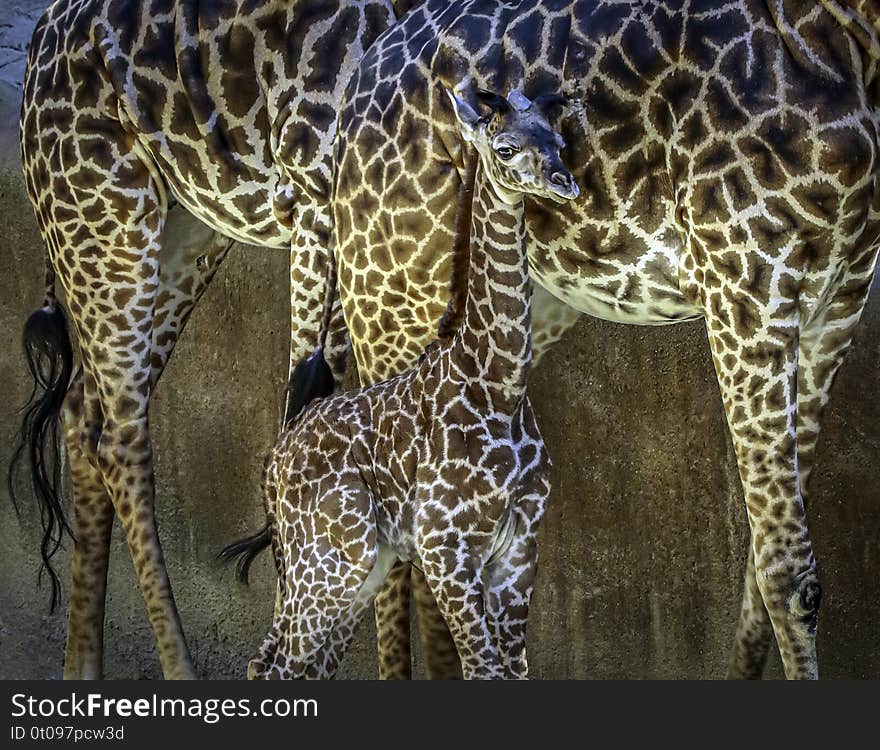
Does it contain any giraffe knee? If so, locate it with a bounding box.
[95,419,150,476]
[791,575,822,634]
[64,421,102,473]
[61,383,100,470]
[94,425,154,519]
[768,566,821,634]
[754,552,821,632]
[247,658,268,680]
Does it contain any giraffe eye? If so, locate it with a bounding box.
[495,145,518,160]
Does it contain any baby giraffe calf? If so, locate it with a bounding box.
[251,86,580,680]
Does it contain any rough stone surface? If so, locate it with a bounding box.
[1,5,877,679]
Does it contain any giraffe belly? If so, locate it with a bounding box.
[164,182,292,250]
[544,279,703,326]
[531,239,703,326]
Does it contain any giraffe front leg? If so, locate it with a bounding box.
[405,281,567,682]
[727,287,873,679]
[485,532,539,680]
[417,538,505,680]
[485,478,548,679]
[703,305,819,679]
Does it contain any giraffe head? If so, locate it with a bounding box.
[446,86,580,205]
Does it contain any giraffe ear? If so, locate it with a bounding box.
[476,89,512,114]
[446,89,481,143]
[533,92,569,118]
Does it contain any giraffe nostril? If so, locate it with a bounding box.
[550,171,570,187]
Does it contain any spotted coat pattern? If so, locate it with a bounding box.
[18,0,416,680]
[333,0,880,679]
[251,94,577,679]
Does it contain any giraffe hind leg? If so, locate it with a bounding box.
[251,534,382,680]
[63,205,233,679]
[306,544,398,679]
[62,371,115,680]
[223,202,347,579]
[417,543,505,680]
[413,566,462,679]
[284,200,348,425]
[149,204,235,388]
[49,118,200,677]
[375,561,414,679]
[529,280,583,368]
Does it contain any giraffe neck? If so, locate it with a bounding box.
[450,160,531,416]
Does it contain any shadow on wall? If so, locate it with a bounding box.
[0,27,878,677]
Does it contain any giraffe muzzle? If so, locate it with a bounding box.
[548,171,580,201]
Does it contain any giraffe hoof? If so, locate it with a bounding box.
[247,659,264,680]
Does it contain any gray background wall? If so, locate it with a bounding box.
[1,3,878,679]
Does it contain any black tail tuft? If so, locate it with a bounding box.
[8,303,75,612]
[283,347,335,426]
[218,524,271,584]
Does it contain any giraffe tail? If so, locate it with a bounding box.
[282,347,335,425]
[282,244,337,426]
[8,282,75,612]
[217,524,271,584]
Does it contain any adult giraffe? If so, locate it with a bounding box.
[331,0,880,679]
[11,0,429,680]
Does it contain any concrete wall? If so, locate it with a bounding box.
[1,5,878,679]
